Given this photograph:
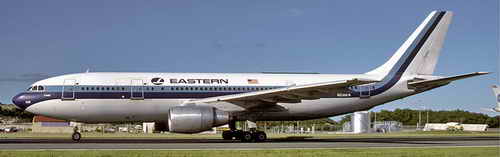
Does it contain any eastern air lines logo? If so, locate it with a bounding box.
[151,77,165,85]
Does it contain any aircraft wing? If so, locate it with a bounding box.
[408,72,489,89]
[186,78,378,110]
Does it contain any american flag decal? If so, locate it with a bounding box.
[247,79,259,84]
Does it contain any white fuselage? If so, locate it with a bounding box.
[13,72,416,123]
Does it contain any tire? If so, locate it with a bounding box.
[240,131,253,142]
[233,130,243,140]
[254,131,267,142]
[222,131,233,140]
[72,132,81,142]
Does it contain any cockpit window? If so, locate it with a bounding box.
[28,85,45,91]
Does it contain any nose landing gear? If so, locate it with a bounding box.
[71,126,81,142]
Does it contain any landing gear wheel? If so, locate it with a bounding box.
[254,131,267,142]
[71,132,81,142]
[222,131,233,140]
[240,131,253,142]
[233,130,242,140]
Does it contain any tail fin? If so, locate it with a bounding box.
[366,11,453,77]
[493,85,500,104]
[492,85,500,112]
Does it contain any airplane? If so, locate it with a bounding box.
[12,10,489,142]
[481,85,500,112]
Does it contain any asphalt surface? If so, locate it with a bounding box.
[0,136,498,150]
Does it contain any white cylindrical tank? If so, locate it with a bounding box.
[353,111,370,133]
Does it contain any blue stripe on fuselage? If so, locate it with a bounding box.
[14,85,283,109]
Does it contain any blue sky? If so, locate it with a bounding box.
[0,1,498,116]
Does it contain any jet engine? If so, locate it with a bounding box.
[168,106,229,133]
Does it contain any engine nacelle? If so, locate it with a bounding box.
[168,106,229,133]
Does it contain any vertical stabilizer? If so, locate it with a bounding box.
[366,11,453,77]
[492,85,500,112]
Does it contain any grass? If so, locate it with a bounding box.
[1,131,499,139]
[0,147,498,157]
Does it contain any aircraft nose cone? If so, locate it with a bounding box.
[12,93,29,110]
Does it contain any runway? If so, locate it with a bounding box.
[0,136,498,150]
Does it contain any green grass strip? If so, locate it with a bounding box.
[0,147,498,157]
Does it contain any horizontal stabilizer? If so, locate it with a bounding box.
[408,72,489,88]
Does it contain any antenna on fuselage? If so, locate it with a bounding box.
[85,68,90,73]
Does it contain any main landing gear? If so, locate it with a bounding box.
[72,126,81,142]
[222,120,267,142]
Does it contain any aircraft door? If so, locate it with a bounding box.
[62,79,76,100]
[358,85,371,99]
[130,79,144,100]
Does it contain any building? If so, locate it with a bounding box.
[423,122,488,132]
[143,122,155,133]
[373,121,402,133]
[32,116,73,133]
[352,111,371,133]
[342,111,372,134]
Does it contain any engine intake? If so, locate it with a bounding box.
[168,106,229,133]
